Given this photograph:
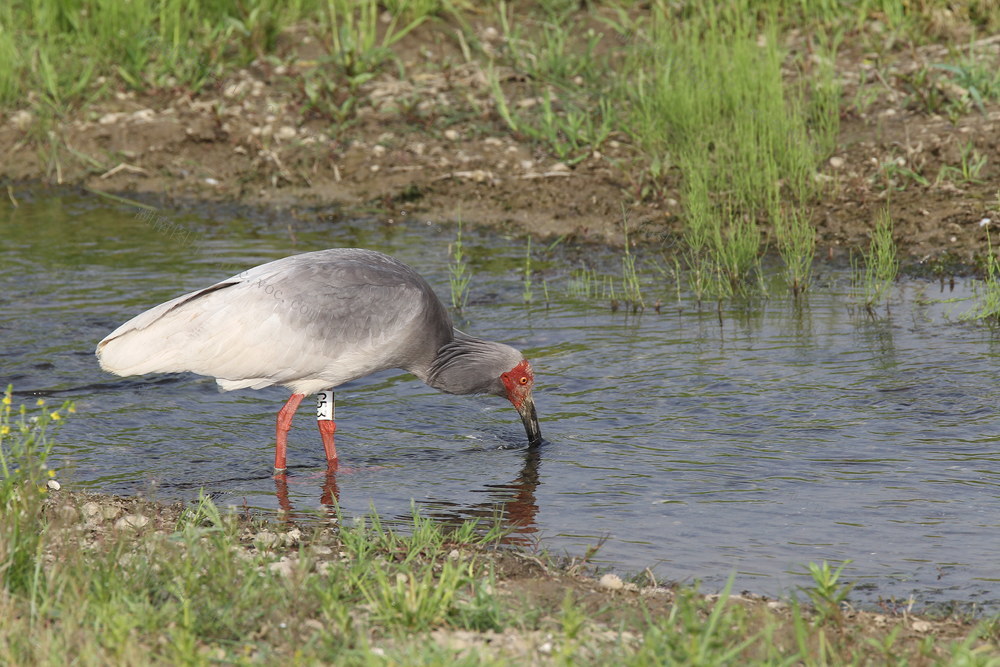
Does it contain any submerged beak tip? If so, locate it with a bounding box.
[517,395,542,446]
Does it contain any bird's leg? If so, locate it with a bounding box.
[275,393,305,473]
[316,390,337,468]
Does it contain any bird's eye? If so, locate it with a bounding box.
[519,376,529,385]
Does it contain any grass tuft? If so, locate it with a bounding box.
[856,207,899,315]
[447,219,471,310]
[961,218,1000,325]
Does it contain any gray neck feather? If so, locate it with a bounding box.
[425,331,522,396]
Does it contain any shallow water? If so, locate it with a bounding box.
[2,189,998,613]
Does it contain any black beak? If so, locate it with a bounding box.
[517,394,543,447]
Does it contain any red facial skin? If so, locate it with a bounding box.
[500,359,535,409]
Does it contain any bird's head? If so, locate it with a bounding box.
[428,335,542,447]
[500,358,542,447]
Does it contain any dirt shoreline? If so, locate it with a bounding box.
[41,489,996,658]
[3,26,1000,268]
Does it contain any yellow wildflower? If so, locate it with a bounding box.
[50,412,61,421]
[48,469,56,478]
[36,398,45,407]
[68,405,76,414]
[1,426,9,435]
[2,396,10,405]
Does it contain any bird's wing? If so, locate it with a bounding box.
[96,249,452,393]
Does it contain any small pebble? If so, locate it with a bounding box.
[46,479,60,491]
[255,531,281,549]
[114,514,150,530]
[268,559,295,577]
[599,573,624,590]
[11,109,34,130]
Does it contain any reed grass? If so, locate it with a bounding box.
[610,2,836,296]
[774,208,817,295]
[857,208,899,315]
[447,219,471,310]
[961,220,1000,325]
[522,236,534,304]
[620,215,645,311]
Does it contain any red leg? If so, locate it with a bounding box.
[316,390,337,469]
[319,420,337,468]
[275,393,305,473]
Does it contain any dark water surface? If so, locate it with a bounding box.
[2,190,998,613]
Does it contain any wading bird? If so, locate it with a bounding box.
[96,248,542,472]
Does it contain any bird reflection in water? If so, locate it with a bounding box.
[272,468,340,515]
[270,446,542,544]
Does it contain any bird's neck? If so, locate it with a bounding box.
[422,331,511,397]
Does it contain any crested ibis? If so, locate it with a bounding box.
[96,248,542,472]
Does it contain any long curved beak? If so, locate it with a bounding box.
[516,394,543,447]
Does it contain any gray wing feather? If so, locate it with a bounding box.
[97,249,453,394]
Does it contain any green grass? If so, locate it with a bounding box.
[774,208,817,295]
[0,0,441,114]
[0,385,72,600]
[489,2,615,164]
[856,208,900,315]
[611,2,835,297]
[937,140,988,185]
[799,560,855,623]
[447,219,472,310]
[618,209,646,311]
[522,236,534,304]
[961,218,1000,325]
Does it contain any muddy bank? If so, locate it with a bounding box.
[3,21,1000,265]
